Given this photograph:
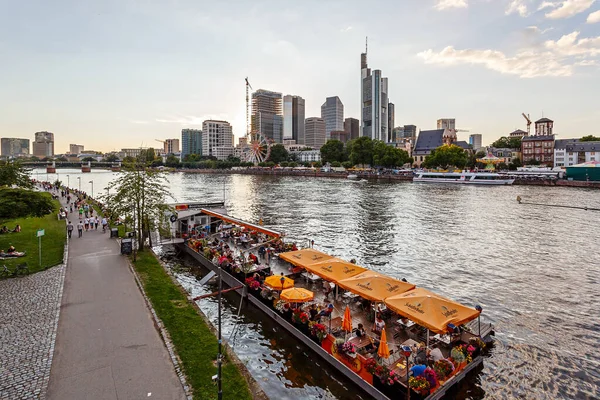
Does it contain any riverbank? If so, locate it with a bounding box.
[131,250,256,400]
[0,197,65,277]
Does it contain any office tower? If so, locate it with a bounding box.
[469,134,482,150]
[164,139,180,154]
[344,117,360,141]
[32,131,54,157]
[403,125,417,141]
[361,47,389,141]
[437,119,456,130]
[1,138,30,157]
[330,131,349,143]
[305,118,326,150]
[283,95,306,145]
[388,102,395,143]
[181,129,202,158]
[202,120,234,160]
[69,144,84,154]
[251,89,283,143]
[321,96,344,141]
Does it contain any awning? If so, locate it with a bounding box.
[384,287,481,334]
[279,248,333,268]
[304,258,367,283]
[337,271,416,302]
[200,209,281,238]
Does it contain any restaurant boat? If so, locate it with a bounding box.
[170,205,494,400]
[414,172,515,185]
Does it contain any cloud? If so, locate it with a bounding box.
[545,0,595,19]
[340,26,353,32]
[575,59,598,65]
[506,0,529,16]
[538,1,559,10]
[588,9,600,22]
[155,114,231,126]
[435,0,468,10]
[544,31,600,55]
[526,25,554,34]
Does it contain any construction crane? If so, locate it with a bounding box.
[245,77,253,138]
[522,113,531,135]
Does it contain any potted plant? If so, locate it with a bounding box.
[310,322,328,342]
[433,359,454,381]
[365,358,390,378]
[340,341,357,358]
[384,369,402,386]
[409,375,431,395]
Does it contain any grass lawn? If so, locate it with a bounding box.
[0,198,66,276]
[132,251,252,400]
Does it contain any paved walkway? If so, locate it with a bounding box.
[47,218,186,399]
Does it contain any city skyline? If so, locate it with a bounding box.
[1,0,599,152]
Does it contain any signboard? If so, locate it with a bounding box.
[37,229,45,237]
[172,202,225,211]
[169,214,178,223]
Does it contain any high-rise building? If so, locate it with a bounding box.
[387,103,395,143]
[361,48,389,141]
[251,89,283,143]
[437,119,456,130]
[321,96,344,141]
[1,138,30,157]
[202,120,234,160]
[403,125,417,141]
[330,130,349,143]
[69,144,84,154]
[469,134,482,150]
[305,118,326,150]
[181,129,202,158]
[535,117,554,136]
[164,139,180,154]
[32,131,54,157]
[344,117,360,141]
[283,95,306,145]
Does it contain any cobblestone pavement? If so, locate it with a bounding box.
[0,264,66,400]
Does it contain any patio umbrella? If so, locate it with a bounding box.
[377,328,390,360]
[264,275,294,290]
[342,305,353,338]
[304,258,367,283]
[279,248,334,268]
[337,271,416,302]
[280,287,314,303]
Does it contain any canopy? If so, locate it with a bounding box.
[279,248,334,269]
[377,328,390,359]
[337,272,416,302]
[476,153,503,164]
[280,287,314,303]
[200,209,281,238]
[304,258,367,283]
[572,161,600,168]
[342,305,352,332]
[264,275,294,290]
[384,287,481,334]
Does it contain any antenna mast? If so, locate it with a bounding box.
[365,36,368,60]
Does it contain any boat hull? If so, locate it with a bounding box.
[413,178,515,185]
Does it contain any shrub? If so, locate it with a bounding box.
[0,189,54,222]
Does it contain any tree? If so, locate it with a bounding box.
[279,161,289,167]
[81,157,96,162]
[372,141,411,168]
[288,162,298,168]
[268,144,289,164]
[184,154,201,162]
[104,154,119,162]
[347,137,374,166]
[104,161,171,258]
[491,136,521,149]
[165,154,181,168]
[423,144,469,169]
[341,161,353,169]
[138,148,156,163]
[496,162,508,171]
[56,156,68,162]
[0,189,54,222]
[123,156,135,163]
[579,135,600,142]
[320,140,346,163]
[0,161,32,188]
[331,161,341,167]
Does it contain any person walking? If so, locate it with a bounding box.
[101,217,108,233]
[89,216,95,231]
[77,220,84,238]
[84,217,90,231]
[67,221,74,239]
[94,216,99,230]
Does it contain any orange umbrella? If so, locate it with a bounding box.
[280,287,314,303]
[377,328,390,359]
[279,248,334,268]
[304,258,367,283]
[342,305,352,332]
[337,271,416,302]
[264,275,294,290]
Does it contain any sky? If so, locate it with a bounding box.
[1,0,599,153]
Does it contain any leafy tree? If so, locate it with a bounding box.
[423,144,469,169]
[331,161,341,167]
[104,161,170,258]
[81,156,96,162]
[313,161,323,168]
[104,154,119,162]
[372,141,411,168]
[288,162,298,168]
[184,154,202,162]
[491,136,521,149]
[341,161,353,169]
[527,159,541,166]
[56,156,68,162]
[347,137,374,166]
[227,155,241,164]
[496,162,508,171]
[150,159,163,167]
[29,156,39,161]
[579,135,600,142]
[279,161,289,167]
[268,144,289,164]
[165,154,181,168]
[0,161,32,188]
[320,140,346,163]
[123,156,135,163]
[0,189,54,222]
[509,157,522,170]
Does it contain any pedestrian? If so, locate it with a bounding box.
[78,206,84,219]
[77,220,84,238]
[94,216,99,230]
[101,217,108,233]
[89,216,95,231]
[67,221,74,238]
[84,217,89,231]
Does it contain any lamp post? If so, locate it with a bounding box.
[475,305,483,337]
[402,345,412,400]
[66,175,70,188]
[89,180,94,198]
[77,177,81,191]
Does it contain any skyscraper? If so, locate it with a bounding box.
[344,118,360,141]
[164,139,180,154]
[69,144,84,154]
[251,89,283,143]
[437,119,456,130]
[202,120,234,160]
[321,96,344,141]
[469,134,482,150]
[305,118,326,150]
[1,138,30,157]
[181,129,202,158]
[388,102,395,143]
[361,46,389,141]
[32,131,54,157]
[283,95,306,145]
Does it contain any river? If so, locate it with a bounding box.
[38,168,600,399]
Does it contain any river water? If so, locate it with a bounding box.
[40,169,600,399]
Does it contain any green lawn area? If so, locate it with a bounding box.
[132,251,252,400]
[0,198,66,276]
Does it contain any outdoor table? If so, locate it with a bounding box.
[302,272,322,282]
[329,316,343,332]
[395,318,416,329]
[401,338,419,348]
[432,333,452,345]
[342,291,359,300]
[347,335,372,351]
[391,358,409,380]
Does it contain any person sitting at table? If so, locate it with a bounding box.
[427,345,444,363]
[373,314,385,334]
[282,302,293,320]
[323,280,333,299]
[309,304,319,321]
[414,343,427,365]
[410,363,427,378]
[318,304,334,320]
[364,335,378,354]
[355,323,366,338]
[249,253,259,265]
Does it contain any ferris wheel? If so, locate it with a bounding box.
[241,132,272,164]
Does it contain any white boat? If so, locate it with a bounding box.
[347,174,359,180]
[413,172,515,185]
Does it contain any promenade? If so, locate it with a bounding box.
[46,203,186,399]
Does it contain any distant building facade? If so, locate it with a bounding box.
[252,89,283,143]
[509,129,528,138]
[469,134,482,150]
[69,144,84,154]
[554,139,600,167]
[321,96,344,141]
[535,118,553,136]
[181,129,202,158]
[344,118,360,141]
[488,147,517,164]
[283,95,306,145]
[393,125,417,142]
[164,139,180,154]
[304,117,326,150]
[522,135,555,166]
[330,130,349,143]
[437,119,456,130]
[387,102,395,143]
[292,150,321,163]
[1,138,30,157]
[361,50,390,141]
[202,120,234,160]
[412,128,458,166]
[32,131,54,157]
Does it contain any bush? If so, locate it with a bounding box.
[0,189,55,222]
[341,161,353,169]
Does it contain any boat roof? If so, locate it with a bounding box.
[200,209,282,238]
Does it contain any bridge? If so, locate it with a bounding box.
[23,161,121,172]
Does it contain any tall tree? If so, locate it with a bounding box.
[138,148,156,163]
[0,160,32,188]
[268,144,289,164]
[492,136,521,149]
[372,140,411,168]
[579,135,600,142]
[104,154,119,162]
[347,136,374,166]
[320,139,346,163]
[424,144,469,169]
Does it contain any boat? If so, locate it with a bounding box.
[170,206,494,400]
[347,174,359,180]
[413,172,515,185]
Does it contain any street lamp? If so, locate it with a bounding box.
[89,180,94,198]
[401,345,412,400]
[66,175,70,188]
[77,177,81,191]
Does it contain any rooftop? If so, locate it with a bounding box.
[413,129,445,153]
[522,135,555,141]
[535,117,553,123]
